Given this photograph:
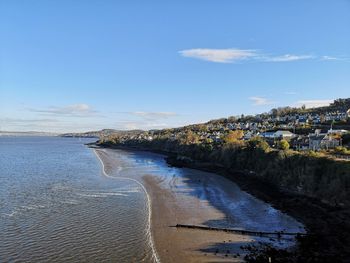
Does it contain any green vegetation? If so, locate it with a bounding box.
[334,146,350,156]
[97,98,350,206]
[100,134,350,206]
[278,139,290,150]
[223,130,244,146]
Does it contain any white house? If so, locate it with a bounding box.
[328,129,348,135]
[274,130,296,139]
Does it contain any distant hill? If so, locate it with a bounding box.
[60,129,144,138]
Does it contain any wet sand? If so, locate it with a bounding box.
[143,175,251,262]
[95,148,304,263]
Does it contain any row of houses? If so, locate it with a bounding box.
[206,110,350,135]
[266,110,350,124]
[230,129,346,151]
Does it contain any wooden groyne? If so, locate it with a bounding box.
[174,224,306,238]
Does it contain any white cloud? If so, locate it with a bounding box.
[262,54,314,62]
[179,48,256,63]
[249,96,274,106]
[295,99,333,108]
[179,48,316,63]
[0,116,109,133]
[321,55,350,61]
[1,118,58,124]
[28,104,97,116]
[321,55,339,61]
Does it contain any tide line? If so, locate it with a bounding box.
[93,149,161,263]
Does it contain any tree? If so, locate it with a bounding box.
[279,139,290,150]
[248,137,270,152]
[223,130,244,145]
[180,130,199,145]
[342,133,350,146]
[197,124,208,132]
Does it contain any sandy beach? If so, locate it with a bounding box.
[95,147,304,263]
[142,175,252,263]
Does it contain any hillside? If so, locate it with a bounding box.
[60,129,144,138]
[97,98,350,262]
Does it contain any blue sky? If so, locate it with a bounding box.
[1,0,349,132]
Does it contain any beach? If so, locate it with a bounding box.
[94,147,304,262]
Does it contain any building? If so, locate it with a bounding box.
[309,130,340,150]
[292,135,309,151]
[274,130,295,139]
[327,129,348,135]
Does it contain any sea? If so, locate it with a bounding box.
[0,136,154,262]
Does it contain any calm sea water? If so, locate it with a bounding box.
[0,136,154,263]
[0,136,304,262]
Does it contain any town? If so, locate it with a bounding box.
[100,98,350,158]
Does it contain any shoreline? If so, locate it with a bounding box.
[93,149,160,263]
[93,144,350,262]
[92,145,306,262]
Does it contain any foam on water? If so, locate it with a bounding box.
[94,149,161,263]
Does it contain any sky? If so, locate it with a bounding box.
[1,0,350,132]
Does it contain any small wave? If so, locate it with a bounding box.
[3,211,18,217]
[84,187,140,194]
[3,204,46,218]
[77,192,128,198]
[61,199,80,205]
[94,149,160,263]
[114,189,139,193]
[20,204,46,210]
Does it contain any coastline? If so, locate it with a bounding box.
[142,175,253,263]
[93,149,160,263]
[92,146,305,262]
[164,156,350,262]
[93,144,350,262]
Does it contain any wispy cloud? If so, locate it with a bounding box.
[179,48,256,63]
[1,117,65,132]
[179,48,338,64]
[262,54,314,62]
[295,99,333,108]
[321,55,340,61]
[28,104,98,117]
[320,55,349,61]
[1,117,58,123]
[249,96,274,106]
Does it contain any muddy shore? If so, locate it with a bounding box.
[92,145,312,262]
[165,155,350,262]
[93,143,350,262]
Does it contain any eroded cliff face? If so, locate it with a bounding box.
[100,138,350,207]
